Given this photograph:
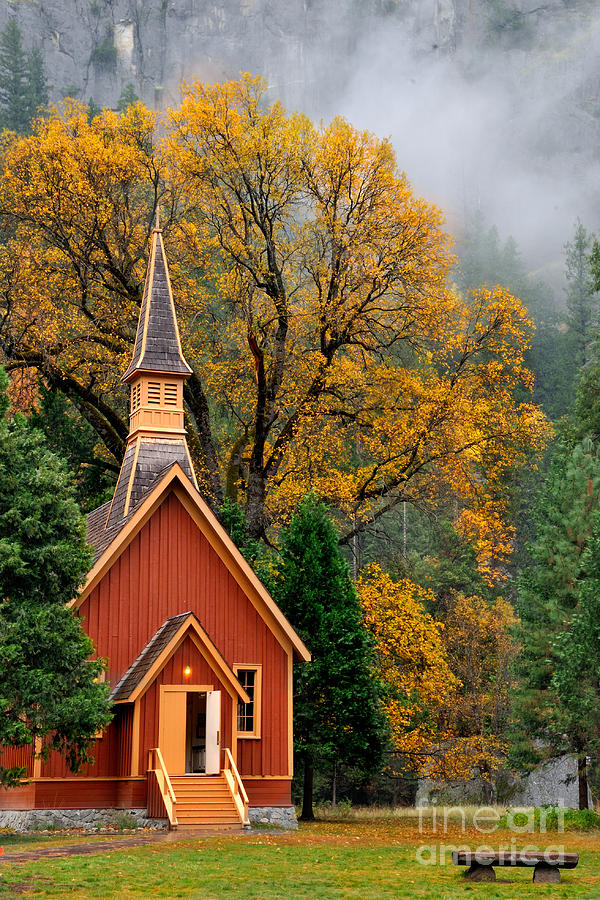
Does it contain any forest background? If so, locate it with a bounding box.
[1,10,600,814]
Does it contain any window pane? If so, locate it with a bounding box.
[237,669,256,733]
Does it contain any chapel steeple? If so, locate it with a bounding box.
[122,219,193,440]
[102,223,198,532]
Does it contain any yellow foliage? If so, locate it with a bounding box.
[427,593,521,784]
[358,567,520,785]
[0,80,552,568]
[357,564,458,768]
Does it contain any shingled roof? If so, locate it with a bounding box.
[87,455,199,563]
[103,438,196,533]
[109,612,192,702]
[122,227,192,382]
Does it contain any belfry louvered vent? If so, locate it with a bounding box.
[164,383,178,406]
[148,382,161,405]
[131,383,141,411]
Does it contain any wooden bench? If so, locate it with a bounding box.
[452,850,579,884]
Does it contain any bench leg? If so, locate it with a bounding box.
[464,863,496,882]
[533,862,560,884]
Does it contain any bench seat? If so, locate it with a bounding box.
[452,850,579,883]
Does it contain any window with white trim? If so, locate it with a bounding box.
[235,665,261,738]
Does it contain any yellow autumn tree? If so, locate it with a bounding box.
[433,592,521,799]
[358,567,520,793]
[0,77,551,571]
[357,564,458,767]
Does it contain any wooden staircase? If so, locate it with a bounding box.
[169,774,244,830]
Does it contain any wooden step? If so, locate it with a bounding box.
[176,820,243,826]
[177,800,236,807]
[169,772,243,828]
[177,809,240,822]
[176,804,238,819]
[176,823,244,832]
[173,787,231,795]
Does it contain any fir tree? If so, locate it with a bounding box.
[456,207,572,419]
[87,97,102,122]
[0,21,48,133]
[117,82,139,111]
[0,367,111,786]
[25,45,48,123]
[512,438,600,807]
[272,496,387,819]
[0,19,29,133]
[565,220,598,368]
[28,384,116,512]
[551,522,600,808]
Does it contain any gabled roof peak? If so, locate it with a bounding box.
[122,228,192,382]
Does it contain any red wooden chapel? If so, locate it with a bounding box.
[0,224,310,830]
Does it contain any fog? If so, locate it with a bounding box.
[288,3,600,290]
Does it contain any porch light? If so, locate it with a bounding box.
[183,666,191,677]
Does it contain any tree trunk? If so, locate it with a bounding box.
[300,756,315,821]
[246,466,267,540]
[332,761,337,807]
[184,373,223,510]
[578,752,590,810]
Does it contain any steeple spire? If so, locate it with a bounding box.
[103,229,198,531]
[122,224,192,383]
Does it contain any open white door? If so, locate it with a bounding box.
[205,690,221,774]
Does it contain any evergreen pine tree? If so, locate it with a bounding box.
[456,207,572,419]
[25,46,48,123]
[0,21,48,133]
[0,19,29,133]
[117,82,139,111]
[0,367,111,786]
[565,220,598,368]
[551,522,600,808]
[28,384,115,512]
[272,496,387,819]
[512,438,600,807]
[87,97,102,122]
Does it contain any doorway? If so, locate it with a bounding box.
[159,686,221,775]
[185,692,206,773]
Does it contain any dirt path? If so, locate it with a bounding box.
[0,827,249,863]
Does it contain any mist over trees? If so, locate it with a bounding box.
[0,64,599,807]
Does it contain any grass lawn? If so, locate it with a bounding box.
[0,814,599,898]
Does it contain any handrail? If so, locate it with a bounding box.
[153,747,176,805]
[223,747,249,825]
[148,747,177,828]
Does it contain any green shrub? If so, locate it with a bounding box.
[111,811,140,831]
[498,806,600,832]
[91,32,117,71]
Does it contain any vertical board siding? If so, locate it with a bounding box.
[245,779,292,806]
[117,705,133,776]
[0,745,34,777]
[146,772,168,818]
[40,711,121,779]
[80,493,290,778]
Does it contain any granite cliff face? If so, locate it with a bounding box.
[1,0,382,110]
[2,0,600,262]
[3,0,597,115]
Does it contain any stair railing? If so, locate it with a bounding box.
[223,747,249,825]
[147,747,178,828]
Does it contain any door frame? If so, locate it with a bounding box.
[159,684,214,775]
